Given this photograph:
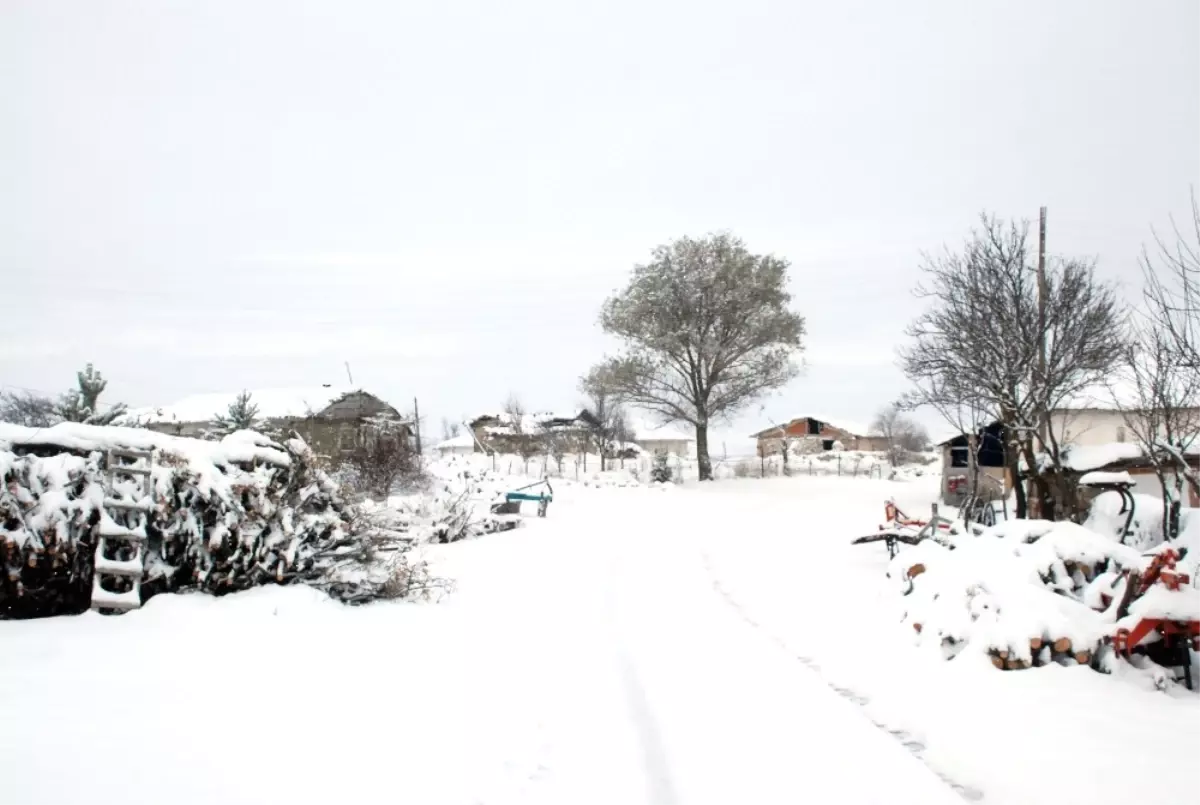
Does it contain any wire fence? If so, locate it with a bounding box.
[451,450,894,483]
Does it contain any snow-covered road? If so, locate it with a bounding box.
[4,476,1196,804]
[0,478,961,805]
[428,484,965,805]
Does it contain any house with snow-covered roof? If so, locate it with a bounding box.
[121,387,412,459]
[626,418,695,458]
[468,409,599,455]
[750,416,888,456]
[434,431,477,458]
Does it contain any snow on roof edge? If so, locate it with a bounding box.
[0,422,292,467]
[120,386,367,425]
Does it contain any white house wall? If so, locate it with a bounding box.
[637,439,694,458]
[1051,410,1131,447]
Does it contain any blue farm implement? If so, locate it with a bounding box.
[491,479,554,518]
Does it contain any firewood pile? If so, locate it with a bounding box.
[891,519,1151,672]
[0,423,435,619]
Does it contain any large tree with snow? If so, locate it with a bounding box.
[588,233,805,480]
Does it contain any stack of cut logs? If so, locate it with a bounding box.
[902,556,1103,671]
[986,637,1096,671]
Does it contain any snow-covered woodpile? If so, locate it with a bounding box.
[891,517,1200,682]
[0,422,438,618]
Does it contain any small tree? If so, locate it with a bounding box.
[343,414,420,500]
[580,366,630,471]
[1131,194,1200,515]
[56,363,127,425]
[0,390,59,427]
[650,450,673,483]
[611,413,634,468]
[503,393,541,463]
[440,418,461,442]
[872,404,930,466]
[210,390,262,437]
[589,232,806,480]
[1114,295,1200,538]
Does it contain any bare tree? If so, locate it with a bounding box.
[502,393,541,462]
[342,414,421,500]
[440,418,461,442]
[588,232,806,480]
[871,403,929,466]
[1128,195,1200,523]
[899,215,1123,520]
[0,389,59,427]
[1141,192,1200,382]
[580,367,630,471]
[1114,262,1200,538]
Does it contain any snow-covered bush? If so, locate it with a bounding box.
[0,423,442,619]
[650,451,673,483]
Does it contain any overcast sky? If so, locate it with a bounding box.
[3,0,1198,453]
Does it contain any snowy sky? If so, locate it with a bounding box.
[3,0,1198,455]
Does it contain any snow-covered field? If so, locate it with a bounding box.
[2,473,1196,805]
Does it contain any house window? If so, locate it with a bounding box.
[822,439,835,451]
[1116,426,1126,443]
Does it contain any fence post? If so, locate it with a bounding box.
[838,455,842,476]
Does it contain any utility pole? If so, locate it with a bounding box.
[344,362,354,385]
[413,396,422,454]
[1035,206,1049,518]
[1036,206,1048,447]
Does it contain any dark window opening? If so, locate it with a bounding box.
[807,418,821,436]
[822,439,835,450]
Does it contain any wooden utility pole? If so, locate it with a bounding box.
[1036,206,1048,445]
[1034,206,1049,519]
[413,396,422,454]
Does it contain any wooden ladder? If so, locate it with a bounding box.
[90,448,155,613]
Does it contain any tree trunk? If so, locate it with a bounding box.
[1008,452,1028,519]
[695,423,713,481]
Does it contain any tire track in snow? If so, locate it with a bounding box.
[699,549,985,803]
[603,549,681,805]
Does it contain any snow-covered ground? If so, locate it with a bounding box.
[2,474,1196,804]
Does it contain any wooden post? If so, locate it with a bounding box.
[1036,207,1049,450]
[413,397,422,455]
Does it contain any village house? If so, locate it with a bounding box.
[937,421,1012,506]
[433,431,477,458]
[121,387,413,460]
[468,409,600,455]
[628,418,696,458]
[936,404,1200,509]
[751,416,887,456]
